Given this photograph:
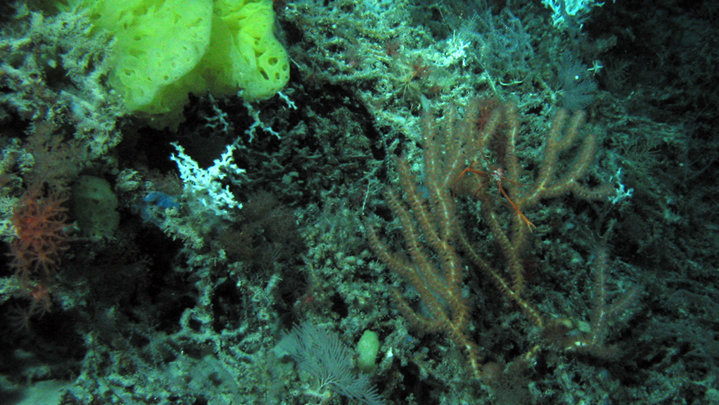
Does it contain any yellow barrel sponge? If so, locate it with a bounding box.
[200,0,290,100]
[61,0,289,128]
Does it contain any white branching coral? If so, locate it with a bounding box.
[170,140,245,220]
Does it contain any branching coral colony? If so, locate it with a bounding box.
[365,100,639,380]
[8,184,72,320]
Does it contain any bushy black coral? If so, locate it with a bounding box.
[277,322,384,405]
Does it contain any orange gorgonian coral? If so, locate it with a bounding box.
[9,185,71,282]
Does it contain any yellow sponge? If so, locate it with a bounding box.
[61,0,289,128]
[201,0,291,100]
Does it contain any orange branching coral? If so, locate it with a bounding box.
[365,101,629,379]
[9,185,71,282]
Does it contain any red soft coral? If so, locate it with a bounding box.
[9,185,71,282]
